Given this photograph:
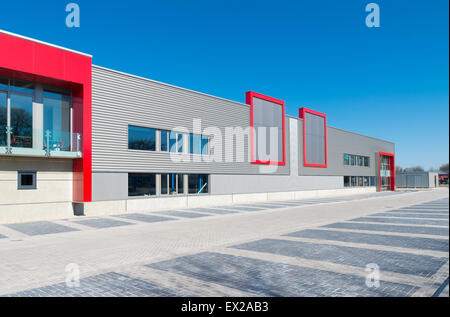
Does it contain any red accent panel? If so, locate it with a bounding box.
[245,91,286,166]
[378,152,396,191]
[299,107,328,168]
[0,32,92,202]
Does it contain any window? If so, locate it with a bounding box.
[160,130,168,152]
[344,175,376,187]
[344,154,350,166]
[177,174,184,194]
[189,133,209,155]
[188,174,209,194]
[18,171,37,190]
[345,154,370,168]
[128,173,156,197]
[201,135,209,155]
[363,176,370,187]
[161,173,168,195]
[169,131,184,153]
[357,156,363,166]
[344,176,350,187]
[128,126,156,151]
[43,91,71,152]
[10,93,33,148]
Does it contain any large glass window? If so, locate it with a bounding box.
[364,157,370,167]
[344,176,350,187]
[344,154,350,166]
[189,133,209,155]
[10,93,33,148]
[188,174,209,194]
[128,173,156,197]
[43,91,71,152]
[177,174,184,194]
[128,126,156,151]
[161,173,168,195]
[0,91,6,146]
[169,131,184,153]
[357,156,363,166]
[350,155,356,166]
[160,130,168,152]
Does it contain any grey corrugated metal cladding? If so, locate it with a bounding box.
[91,66,290,175]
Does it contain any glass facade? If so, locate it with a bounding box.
[128,126,156,151]
[0,77,78,155]
[344,175,376,187]
[344,154,370,167]
[188,174,209,194]
[128,173,156,196]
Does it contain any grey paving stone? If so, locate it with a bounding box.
[401,207,449,211]
[323,222,449,236]
[73,218,133,229]
[221,206,266,212]
[350,217,449,227]
[5,221,79,236]
[388,209,448,214]
[285,229,449,252]
[242,203,285,209]
[188,208,237,214]
[113,213,175,223]
[231,238,447,277]
[155,210,211,218]
[372,213,449,219]
[4,272,184,297]
[147,252,418,297]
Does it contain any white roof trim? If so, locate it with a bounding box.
[0,29,92,58]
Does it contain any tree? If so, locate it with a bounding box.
[405,166,424,172]
[439,163,449,172]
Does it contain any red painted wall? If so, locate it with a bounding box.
[0,32,92,202]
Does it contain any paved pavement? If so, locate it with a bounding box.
[0,188,448,297]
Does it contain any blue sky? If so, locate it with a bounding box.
[1,0,448,169]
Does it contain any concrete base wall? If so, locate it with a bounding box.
[0,202,74,224]
[78,187,377,217]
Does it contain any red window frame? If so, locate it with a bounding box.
[299,107,328,168]
[378,152,396,191]
[245,91,286,166]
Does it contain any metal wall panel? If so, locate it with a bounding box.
[253,97,284,162]
[299,119,395,176]
[91,66,290,175]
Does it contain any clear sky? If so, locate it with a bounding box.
[1,0,448,169]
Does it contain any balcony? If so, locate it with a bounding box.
[0,128,82,159]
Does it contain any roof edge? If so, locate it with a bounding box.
[0,29,92,58]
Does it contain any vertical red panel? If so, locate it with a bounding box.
[0,31,92,202]
[245,91,286,166]
[299,107,328,168]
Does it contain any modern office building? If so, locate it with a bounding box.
[0,30,396,223]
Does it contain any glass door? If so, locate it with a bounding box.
[0,91,7,146]
[380,155,392,191]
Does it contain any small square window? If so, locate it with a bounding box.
[18,171,36,190]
